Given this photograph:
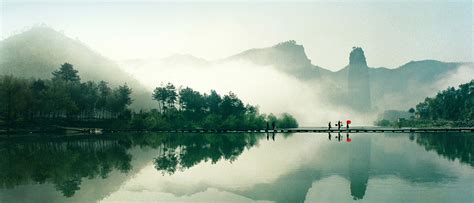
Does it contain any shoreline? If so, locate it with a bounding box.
[1,127,473,139]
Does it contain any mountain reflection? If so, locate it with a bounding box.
[0,132,472,201]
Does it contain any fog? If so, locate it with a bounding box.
[119,57,473,126]
[120,59,377,126]
[435,65,474,91]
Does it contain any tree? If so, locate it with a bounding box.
[52,63,80,83]
[179,87,205,113]
[408,108,415,119]
[220,92,245,118]
[206,90,222,114]
[97,81,111,119]
[165,83,177,109]
[152,83,177,113]
[278,113,298,128]
[415,80,474,121]
[109,84,133,118]
[0,76,31,129]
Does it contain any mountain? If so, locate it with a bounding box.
[161,54,210,67]
[1,26,470,113]
[0,26,156,110]
[223,41,470,111]
[225,40,323,80]
[347,47,371,112]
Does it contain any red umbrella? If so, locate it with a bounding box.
[346,120,352,125]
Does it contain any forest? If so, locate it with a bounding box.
[376,80,474,127]
[130,82,298,130]
[415,80,473,121]
[0,63,298,131]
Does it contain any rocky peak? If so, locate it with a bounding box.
[349,47,367,66]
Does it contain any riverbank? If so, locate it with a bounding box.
[2,126,473,139]
[375,119,474,128]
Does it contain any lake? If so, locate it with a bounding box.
[0,132,473,202]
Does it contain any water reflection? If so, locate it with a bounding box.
[152,133,262,175]
[0,137,132,197]
[413,133,473,167]
[0,132,472,202]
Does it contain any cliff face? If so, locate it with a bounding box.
[349,47,367,66]
[227,40,321,80]
[347,47,371,112]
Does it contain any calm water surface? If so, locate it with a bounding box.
[0,132,473,202]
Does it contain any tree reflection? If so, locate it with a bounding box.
[1,132,472,200]
[152,133,263,175]
[0,132,265,197]
[412,133,473,167]
[0,137,132,197]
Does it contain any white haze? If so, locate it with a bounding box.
[120,59,377,126]
[434,65,474,92]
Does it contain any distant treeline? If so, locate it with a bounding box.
[375,80,474,127]
[131,82,298,130]
[415,80,473,121]
[0,63,298,130]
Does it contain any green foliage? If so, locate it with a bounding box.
[374,119,391,127]
[0,63,133,129]
[0,63,298,130]
[278,113,299,128]
[266,113,298,128]
[141,84,298,130]
[0,137,132,197]
[415,80,473,121]
[152,82,177,113]
[52,63,80,83]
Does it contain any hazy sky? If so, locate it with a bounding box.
[1,0,472,70]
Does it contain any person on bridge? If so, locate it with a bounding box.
[328,122,332,131]
[337,121,343,131]
[272,121,276,131]
[266,122,269,132]
[346,120,351,130]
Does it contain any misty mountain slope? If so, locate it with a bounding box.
[225,40,322,80]
[228,41,469,110]
[120,38,469,115]
[162,54,210,67]
[368,60,466,110]
[1,26,469,116]
[0,26,156,109]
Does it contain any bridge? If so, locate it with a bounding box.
[103,127,474,134]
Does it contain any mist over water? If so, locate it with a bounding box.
[120,59,378,126]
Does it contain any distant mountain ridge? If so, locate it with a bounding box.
[1,26,471,112]
[225,40,323,80]
[0,26,156,109]
[221,40,469,111]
